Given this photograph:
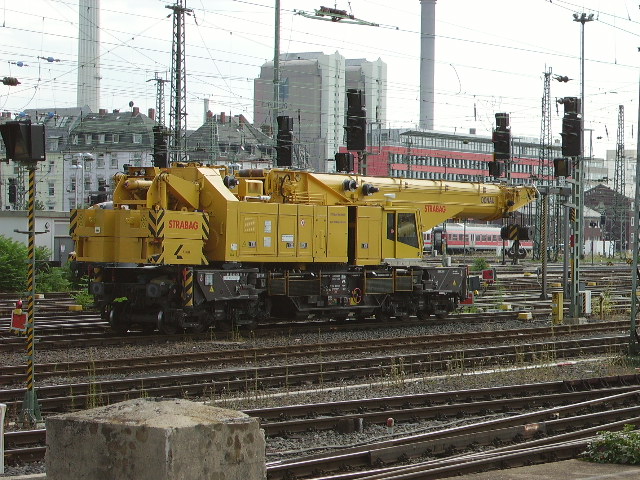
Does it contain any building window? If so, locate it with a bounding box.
[85,134,92,145]
[48,182,55,195]
[98,134,105,144]
[112,134,119,144]
[96,157,105,168]
[133,133,142,144]
[110,155,118,168]
[48,138,60,151]
[71,135,79,145]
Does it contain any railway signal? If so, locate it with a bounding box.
[0,121,46,162]
[8,178,17,204]
[0,119,45,424]
[10,300,26,334]
[492,113,511,161]
[553,158,569,177]
[559,97,582,158]
[152,125,169,168]
[490,113,510,179]
[345,89,366,151]
[276,115,293,167]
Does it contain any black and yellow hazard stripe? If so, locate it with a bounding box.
[25,167,37,404]
[201,212,210,240]
[569,207,576,223]
[182,268,193,308]
[148,209,166,238]
[69,209,78,236]
[26,324,34,388]
[200,212,210,265]
[147,244,165,264]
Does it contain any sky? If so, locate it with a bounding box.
[1,0,640,160]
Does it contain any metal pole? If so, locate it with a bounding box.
[273,0,280,135]
[563,203,570,297]
[570,12,592,319]
[74,164,79,208]
[540,191,548,299]
[22,165,41,424]
[630,67,640,356]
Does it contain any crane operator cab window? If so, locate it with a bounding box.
[386,212,419,248]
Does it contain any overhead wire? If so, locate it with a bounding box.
[1,0,639,142]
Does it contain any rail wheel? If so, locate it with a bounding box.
[157,309,178,335]
[108,305,128,334]
[191,321,211,334]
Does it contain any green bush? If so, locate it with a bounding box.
[582,425,640,464]
[37,264,72,292]
[0,235,29,292]
[72,276,94,309]
[470,257,490,272]
[0,235,74,293]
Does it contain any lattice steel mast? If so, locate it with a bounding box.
[613,105,626,256]
[167,1,192,165]
[534,68,553,260]
[147,72,168,127]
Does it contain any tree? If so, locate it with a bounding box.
[0,235,29,292]
[0,235,70,292]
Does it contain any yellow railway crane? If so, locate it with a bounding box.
[70,164,537,333]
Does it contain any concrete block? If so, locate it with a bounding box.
[46,398,266,480]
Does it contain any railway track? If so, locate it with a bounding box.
[1,309,555,353]
[6,374,640,471]
[0,320,628,386]
[0,332,629,416]
[265,387,640,479]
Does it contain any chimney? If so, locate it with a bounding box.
[148,108,156,121]
[132,106,140,116]
[77,0,100,112]
[206,110,213,119]
[419,0,436,130]
[238,114,247,125]
[220,111,226,124]
[203,98,210,124]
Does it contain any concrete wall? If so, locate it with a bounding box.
[0,211,71,263]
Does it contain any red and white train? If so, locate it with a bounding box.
[424,223,533,254]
